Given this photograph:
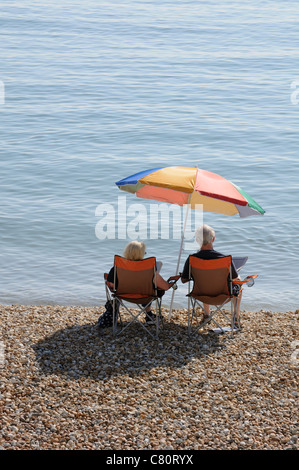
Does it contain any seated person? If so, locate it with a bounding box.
[181,224,241,320]
[98,240,174,328]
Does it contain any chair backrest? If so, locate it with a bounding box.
[188,255,232,305]
[114,255,157,300]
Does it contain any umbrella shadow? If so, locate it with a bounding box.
[32,320,227,381]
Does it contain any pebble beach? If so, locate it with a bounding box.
[0,304,298,451]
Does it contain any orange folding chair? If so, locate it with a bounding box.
[187,255,257,335]
[111,255,164,339]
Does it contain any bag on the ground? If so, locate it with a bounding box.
[232,284,240,296]
[97,301,117,328]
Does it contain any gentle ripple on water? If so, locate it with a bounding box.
[1,1,299,311]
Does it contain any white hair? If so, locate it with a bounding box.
[195,224,215,247]
[123,240,146,260]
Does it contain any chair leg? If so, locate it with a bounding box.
[157,299,163,327]
[189,300,235,335]
[203,306,226,333]
[188,298,196,334]
[187,297,193,333]
[112,298,118,336]
[188,298,205,334]
[113,299,160,340]
[155,299,159,338]
[232,297,241,331]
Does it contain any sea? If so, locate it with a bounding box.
[1,0,299,312]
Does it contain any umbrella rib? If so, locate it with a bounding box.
[198,190,248,206]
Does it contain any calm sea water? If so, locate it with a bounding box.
[1,0,299,312]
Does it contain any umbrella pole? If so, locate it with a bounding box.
[168,201,190,319]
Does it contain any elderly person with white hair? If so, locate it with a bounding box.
[181,224,241,320]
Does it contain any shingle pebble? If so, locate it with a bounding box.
[0,304,298,450]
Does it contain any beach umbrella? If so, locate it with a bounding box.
[116,166,265,217]
[115,166,265,314]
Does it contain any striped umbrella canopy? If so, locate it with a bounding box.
[115,166,265,218]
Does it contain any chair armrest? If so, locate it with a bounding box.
[167,274,181,283]
[167,274,181,290]
[104,273,115,292]
[233,274,258,287]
